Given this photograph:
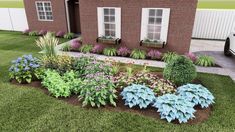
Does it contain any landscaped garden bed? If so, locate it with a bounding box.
[8,33,216,124]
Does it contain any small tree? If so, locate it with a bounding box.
[163,56,197,86]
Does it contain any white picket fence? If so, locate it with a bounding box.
[0,8,28,31]
[192,9,235,40]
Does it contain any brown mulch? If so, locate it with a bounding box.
[10,77,212,125]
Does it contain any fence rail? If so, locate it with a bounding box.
[0,8,28,31]
[192,9,235,40]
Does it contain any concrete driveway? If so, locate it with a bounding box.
[190,39,235,70]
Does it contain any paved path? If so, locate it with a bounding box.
[56,40,235,82]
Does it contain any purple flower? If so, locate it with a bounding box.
[56,31,65,37]
[117,47,131,57]
[147,50,162,60]
[92,44,104,54]
[70,39,81,50]
[185,52,197,62]
[38,30,47,36]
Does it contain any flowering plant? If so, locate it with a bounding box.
[185,52,197,63]
[117,47,131,57]
[92,44,104,54]
[9,55,43,83]
[38,30,47,36]
[56,31,65,37]
[147,50,162,60]
[70,39,81,51]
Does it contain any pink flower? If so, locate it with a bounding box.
[185,52,197,62]
[70,39,81,50]
[117,47,131,57]
[56,31,65,37]
[92,44,104,54]
[147,50,162,60]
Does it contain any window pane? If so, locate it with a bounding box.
[110,16,115,22]
[155,26,161,32]
[148,25,154,33]
[110,31,115,37]
[149,17,155,24]
[105,24,110,30]
[104,9,109,15]
[154,33,161,40]
[155,18,162,25]
[147,33,154,40]
[149,9,155,16]
[110,9,115,15]
[37,3,43,6]
[104,16,109,22]
[156,10,163,16]
[105,30,110,36]
[110,24,115,30]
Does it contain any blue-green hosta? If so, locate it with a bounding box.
[177,84,215,108]
[121,84,156,109]
[153,94,196,123]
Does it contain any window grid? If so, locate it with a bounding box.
[147,9,163,41]
[36,1,53,21]
[103,8,116,37]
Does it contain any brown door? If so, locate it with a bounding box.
[68,0,81,33]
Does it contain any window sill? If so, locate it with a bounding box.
[140,40,165,48]
[96,37,121,45]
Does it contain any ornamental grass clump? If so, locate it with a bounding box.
[29,31,39,36]
[79,44,93,53]
[163,56,197,86]
[36,33,59,56]
[162,52,178,63]
[153,94,196,123]
[195,55,215,67]
[177,84,215,108]
[103,47,117,56]
[121,84,156,109]
[117,47,131,57]
[9,55,43,84]
[64,32,75,39]
[147,50,162,60]
[130,49,146,59]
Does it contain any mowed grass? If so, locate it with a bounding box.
[0,31,235,131]
[0,1,24,8]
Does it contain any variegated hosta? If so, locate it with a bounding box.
[113,72,176,95]
[153,94,196,123]
[177,84,215,108]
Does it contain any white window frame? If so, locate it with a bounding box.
[140,8,170,43]
[35,1,53,21]
[97,7,121,39]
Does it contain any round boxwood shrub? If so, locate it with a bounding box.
[163,56,197,86]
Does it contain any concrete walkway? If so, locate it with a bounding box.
[56,40,235,82]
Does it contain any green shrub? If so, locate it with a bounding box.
[195,55,215,67]
[28,31,38,36]
[103,47,117,56]
[64,32,75,39]
[79,44,93,53]
[61,43,71,52]
[130,49,146,59]
[163,56,197,86]
[36,33,59,56]
[72,56,94,77]
[9,55,43,84]
[162,52,178,63]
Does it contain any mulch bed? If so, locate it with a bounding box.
[10,78,212,125]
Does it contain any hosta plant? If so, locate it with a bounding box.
[103,47,117,56]
[64,32,75,39]
[153,94,196,123]
[195,55,215,67]
[9,55,43,83]
[79,44,93,53]
[36,33,59,56]
[29,31,38,36]
[147,50,162,60]
[117,47,131,57]
[162,52,178,63]
[163,56,197,86]
[177,84,215,108]
[78,73,117,107]
[121,84,156,109]
[130,49,146,59]
[92,44,104,54]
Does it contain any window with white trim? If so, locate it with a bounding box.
[36,1,53,21]
[141,8,170,43]
[97,7,121,38]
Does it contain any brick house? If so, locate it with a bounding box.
[23,0,198,54]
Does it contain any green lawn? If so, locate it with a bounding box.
[0,31,235,131]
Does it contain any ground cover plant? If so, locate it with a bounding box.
[1,31,235,131]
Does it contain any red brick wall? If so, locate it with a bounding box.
[79,0,198,54]
[23,0,68,33]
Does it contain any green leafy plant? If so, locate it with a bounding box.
[64,32,75,39]
[9,55,43,84]
[78,74,117,107]
[130,49,146,59]
[195,55,215,67]
[28,31,38,36]
[163,56,197,86]
[153,94,196,123]
[61,43,71,52]
[177,84,215,108]
[121,84,156,109]
[162,52,178,63]
[79,44,93,53]
[36,33,59,56]
[42,70,79,98]
[72,56,94,76]
[103,47,117,56]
